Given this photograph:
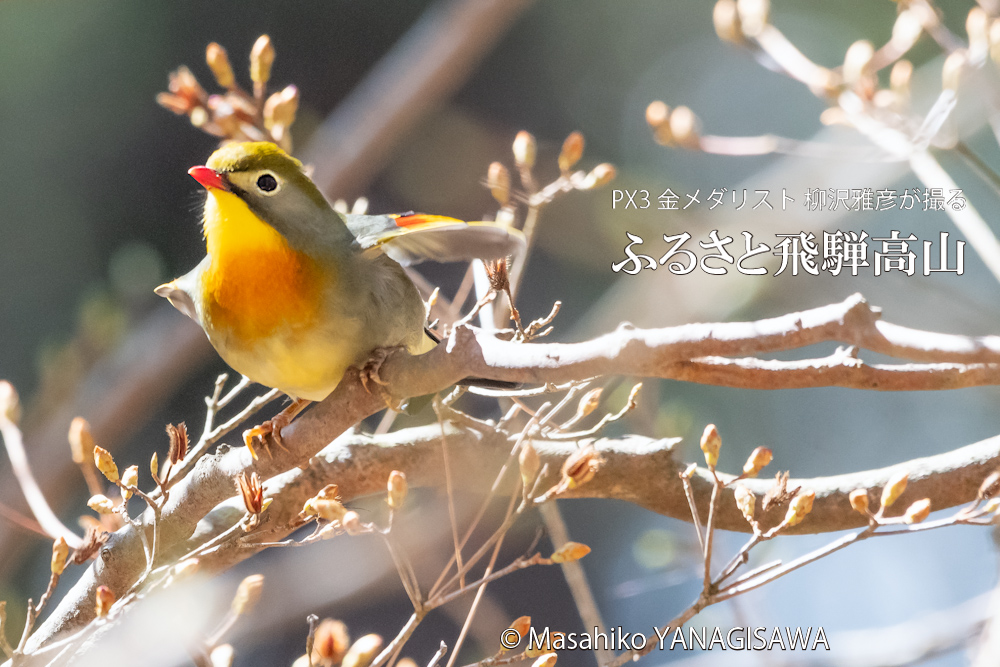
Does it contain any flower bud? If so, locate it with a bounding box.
[560,445,604,490]
[519,441,541,491]
[784,489,815,527]
[488,161,511,206]
[700,424,721,469]
[968,8,989,62]
[88,494,116,515]
[264,84,299,129]
[206,42,235,89]
[550,541,591,563]
[342,511,364,535]
[342,634,383,667]
[904,498,931,524]
[250,35,275,86]
[891,11,922,51]
[742,447,772,477]
[581,163,617,189]
[0,381,20,425]
[669,106,700,149]
[942,50,967,92]
[734,485,755,523]
[232,574,264,616]
[51,536,69,575]
[880,471,908,510]
[120,465,139,500]
[558,132,584,173]
[890,60,913,97]
[713,0,742,44]
[682,462,698,479]
[508,616,531,644]
[532,653,558,667]
[150,452,159,481]
[313,619,350,666]
[646,101,673,145]
[68,417,95,464]
[849,489,869,515]
[387,470,408,509]
[95,585,115,618]
[843,40,874,87]
[314,499,348,522]
[93,446,119,483]
[210,645,234,667]
[513,131,537,169]
[736,0,768,37]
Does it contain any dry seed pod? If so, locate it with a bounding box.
[68,417,95,464]
[513,130,537,169]
[51,537,69,575]
[236,471,264,514]
[232,574,264,616]
[342,634,383,667]
[904,498,931,524]
[94,446,119,484]
[313,619,350,666]
[206,42,235,89]
[880,471,909,510]
[488,162,511,206]
[849,489,869,515]
[742,447,772,477]
[558,132,584,172]
[550,541,591,563]
[699,424,721,469]
[250,35,275,85]
[95,585,115,618]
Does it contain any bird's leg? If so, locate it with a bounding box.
[359,346,404,393]
[242,397,311,460]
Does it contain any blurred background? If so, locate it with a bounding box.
[2,0,1000,665]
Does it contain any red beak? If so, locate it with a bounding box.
[188,166,230,191]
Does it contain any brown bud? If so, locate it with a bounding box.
[488,162,511,206]
[166,423,188,465]
[508,615,531,642]
[0,381,21,425]
[232,574,264,616]
[581,163,617,189]
[93,446,119,484]
[313,619,350,666]
[206,42,235,89]
[519,441,541,490]
[342,634,383,667]
[250,35,275,86]
[558,131,585,173]
[575,388,603,421]
[849,489,870,515]
[700,424,721,469]
[88,494,116,515]
[387,470,408,509]
[95,585,115,618]
[264,84,299,130]
[713,0,742,43]
[742,447,772,477]
[560,445,604,490]
[783,489,815,527]
[236,471,264,515]
[669,106,700,149]
[532,653,558,667]
[904,498,931,524]
[513,130,537,169]
[734,485,755,523]
[880,471,909,510]
[68,417,95,464]
[550,541,591,563]
[942,50,967,92]
[120,465,139,500]
[51,536,69,575]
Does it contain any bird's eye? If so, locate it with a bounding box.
[256,173,279,193]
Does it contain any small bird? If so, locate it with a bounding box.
[156,141,522,458]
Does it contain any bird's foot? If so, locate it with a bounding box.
[359,346,403,393]
[242,398,311,460]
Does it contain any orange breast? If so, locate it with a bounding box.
[202,244,325,345]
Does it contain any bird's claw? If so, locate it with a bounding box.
[242,412,295,460]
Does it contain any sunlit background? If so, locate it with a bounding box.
[1,0,999,665]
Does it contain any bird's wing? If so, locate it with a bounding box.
[153,259,206,322]
[345,213,525,266]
